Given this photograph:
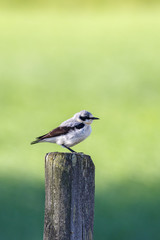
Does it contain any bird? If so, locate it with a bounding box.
[31,110,99,152]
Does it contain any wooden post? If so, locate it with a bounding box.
[43,152,95,240]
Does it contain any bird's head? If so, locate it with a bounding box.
[74,110,99,125]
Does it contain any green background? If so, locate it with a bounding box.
[0,3,160,240]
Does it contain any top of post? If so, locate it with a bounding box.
[45,152,95,169]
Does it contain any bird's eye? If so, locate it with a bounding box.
[80,116,86,121]
[80,116,90,121]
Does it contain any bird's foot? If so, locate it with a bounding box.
[62,145,76,153]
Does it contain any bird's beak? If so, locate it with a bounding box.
[91,117,100,120]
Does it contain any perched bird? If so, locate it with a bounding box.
[31,110,99,152]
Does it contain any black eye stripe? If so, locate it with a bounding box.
[80,116,90,121]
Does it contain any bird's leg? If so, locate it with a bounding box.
[62,144,76,153]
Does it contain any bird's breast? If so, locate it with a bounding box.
[64,125,91,147]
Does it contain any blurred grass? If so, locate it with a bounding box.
[1,0,160,10]
[0,8,160,240]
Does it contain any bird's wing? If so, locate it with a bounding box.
[36,123,85,140]
[36,126,71,140]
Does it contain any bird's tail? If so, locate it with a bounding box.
[30,139,40,145]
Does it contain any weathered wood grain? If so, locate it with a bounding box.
[43,152,95,240]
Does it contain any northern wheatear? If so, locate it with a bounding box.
[31,110,99,152]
